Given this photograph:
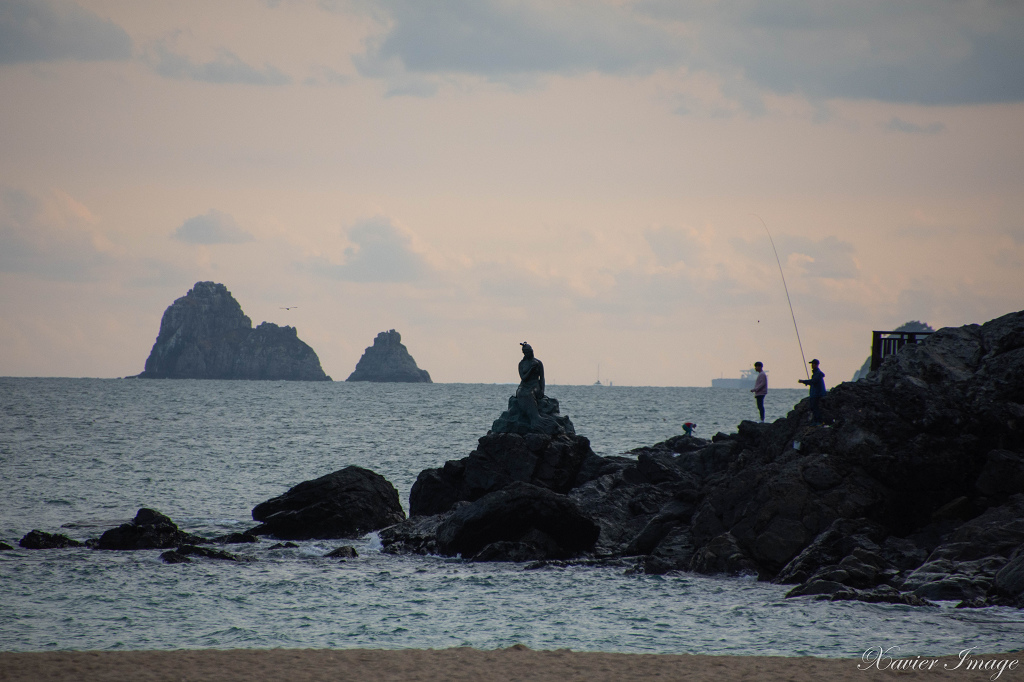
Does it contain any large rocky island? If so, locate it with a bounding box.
[137,281,330,381]
[346,329,431,383]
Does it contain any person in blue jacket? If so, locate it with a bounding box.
[798,359,826,426]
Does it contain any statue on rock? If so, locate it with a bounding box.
[491,342,575,436]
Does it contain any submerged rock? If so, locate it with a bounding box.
[137,281,330,381]
[325,545,358,559]
[251,465,406,540]
[346,330,431,383]
[96,508,205,550]
[160,544,247,564]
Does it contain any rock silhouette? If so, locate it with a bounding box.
[137,281,330,381]
[345,330,431,383]
[251,466,406,540]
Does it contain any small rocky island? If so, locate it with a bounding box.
[346,329,431,383]
[137,281,330,381]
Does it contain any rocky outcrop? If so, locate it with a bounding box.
[96,508,206,550]
[435,482,600,561]
[19,530,84,549]
[346,330,431,383]
[851,320,934,381]
[386,309,1024,608]
[408,432,598,517]
[137,281,330,381]
[251,466,406,540]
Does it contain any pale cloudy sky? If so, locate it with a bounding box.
[1,0,1022,386]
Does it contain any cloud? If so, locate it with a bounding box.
[146,42,291,85]
[307,216,429,282]
[885,117,945,134]
[644,225,706,268]
[350,0,1024,106]
[733,233,859,279]
[173,210,254,244]
[637,0,1024,106]
[352,0,685,85]
[0,187,112,281]
[0,0,132,64]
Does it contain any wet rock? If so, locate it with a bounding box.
[137,281,330,381]
[252,466,406,541]
[690,532,758,576]
[268,542,299,550]
[435,482,599,561]
[992,545,1024,602]
[774,518,886,585]
[639,527,695,575]
[212,530,259,544]
[380,512,452,556]
[160,544,246,564]
[345,329,431,382]
[409,432,596,516]
[0,542,13,550]
[325,545,358,559]
[96,509,205,550]
[19,530,84,549]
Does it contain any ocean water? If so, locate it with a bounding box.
[1,378,1022,657]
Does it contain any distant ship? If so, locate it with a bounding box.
[711,368,761,389]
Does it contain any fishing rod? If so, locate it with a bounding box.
[753,214,809,379]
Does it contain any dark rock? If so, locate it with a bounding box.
[160,550,192,564]
[0,542,13,550]
[19,530,84,549]
[774,518,886,585]
[690,532,758,576]
[96,509,205,550]
[160,544,246,564]
[325,545,358,559]
[490,395,575,436]
[268,542,299,549]
[345,329,430,382]
[470,540,550,562]
[137,281,330,381]
[975,450,1024,499]
[435,482,599,560]
[251,465,406,540]
[639,527,696,575]
[212,530,259,544]
[992,545,1024,601]
[380,512,452,556]
[409,432,596,516]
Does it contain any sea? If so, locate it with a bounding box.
[2,378,1022,658]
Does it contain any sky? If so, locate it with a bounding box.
[1,0,1023,387]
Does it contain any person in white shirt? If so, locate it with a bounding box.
[750,362,768,422]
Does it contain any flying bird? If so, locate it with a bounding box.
[280,306,298,311]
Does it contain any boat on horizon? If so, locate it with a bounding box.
[711,367,763,389]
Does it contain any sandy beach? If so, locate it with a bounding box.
[2,647,1021,682]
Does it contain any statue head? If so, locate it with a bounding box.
[520,342,533,358]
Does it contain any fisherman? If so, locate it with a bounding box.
[750,361,767,422]
[682,422,697,436]
[798,359,827,426]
